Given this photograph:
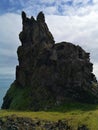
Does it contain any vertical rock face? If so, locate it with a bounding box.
[2,11,98,110]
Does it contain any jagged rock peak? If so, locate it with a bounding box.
[37,11,45,22]
[21,11,45,23]
[19,11,54,47]
[21,11,26,22]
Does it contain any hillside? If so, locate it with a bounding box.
[1,102,98,129]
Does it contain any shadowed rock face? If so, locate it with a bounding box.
[2,11,98,110]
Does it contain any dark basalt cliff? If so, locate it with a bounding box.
[2,11,98,110]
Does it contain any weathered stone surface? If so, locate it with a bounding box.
[0,115,89,130]
[2,11,98,110]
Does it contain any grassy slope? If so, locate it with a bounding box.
[1,103,98,130]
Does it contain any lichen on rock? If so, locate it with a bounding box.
[2,11,98,110]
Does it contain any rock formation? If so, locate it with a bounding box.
[2,11,98,110]
[0,115,89,130]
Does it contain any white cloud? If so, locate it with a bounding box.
[3,0,98,17]
[0,66,16,75]
[40,0,55,4]
[72,0,91,5]
[93,0,98,3]
[0,13,21,46]
[46,12,98,47]
[93,63,98,80]
[0,13,22,58]
[17,0,96,16]
[0,13,21,75]
[44,6,57,15]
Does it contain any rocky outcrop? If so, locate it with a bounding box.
[0,115,89,130]
[2,11,98,110]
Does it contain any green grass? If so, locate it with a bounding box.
[1,102,98,130]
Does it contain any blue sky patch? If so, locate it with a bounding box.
[0,0,94,15]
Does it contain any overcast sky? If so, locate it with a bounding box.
[0,0,98,80]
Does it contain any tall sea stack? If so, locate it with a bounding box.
[2,11,98,110]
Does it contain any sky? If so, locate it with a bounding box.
[0,0,98,92]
